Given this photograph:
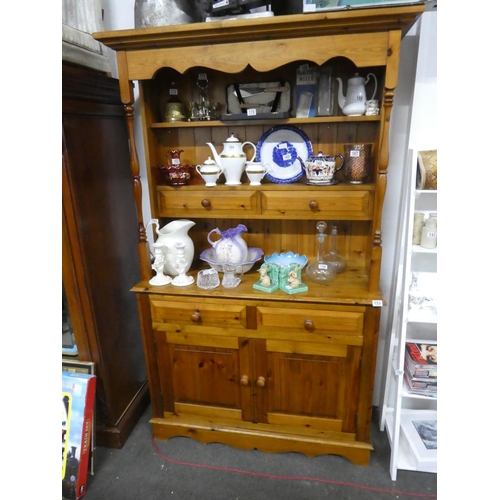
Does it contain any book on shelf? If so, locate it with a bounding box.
[405,342,437,378]
[404,370,437,398]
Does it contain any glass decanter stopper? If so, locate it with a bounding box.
[305,221,336,284]
[324,223,347,273]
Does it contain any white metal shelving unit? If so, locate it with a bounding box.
[380,149,437,480]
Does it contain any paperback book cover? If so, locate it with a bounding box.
[62,372,96,500]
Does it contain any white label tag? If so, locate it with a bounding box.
[350,150,360,157]
[372,300,383,307]
[169,89,178,96]
[198,73,207,80]
[246,108,257,116]
[318,264,328,270]
[172,158,180,165]
[426,231,437,238]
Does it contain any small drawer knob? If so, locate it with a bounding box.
[256,376,266,388]
[240,375,249,386]
[308,200,319,211]
[191,311,201,322]
[201,199,211,208]
[304,319,314,331]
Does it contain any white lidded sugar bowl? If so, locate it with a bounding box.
[195,156,222,187]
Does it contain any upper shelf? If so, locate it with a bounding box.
[93,5,425,78]
[151,115,381,129]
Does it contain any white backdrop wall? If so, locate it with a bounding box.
[98,1,437,406]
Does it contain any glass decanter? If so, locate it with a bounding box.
[324,223,347,273]
[305,221,336,284]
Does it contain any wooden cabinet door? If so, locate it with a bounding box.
[254,304,365,434]
[154,330,254,423]
[256,339,361,435]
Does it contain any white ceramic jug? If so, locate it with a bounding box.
[147,219,195,276]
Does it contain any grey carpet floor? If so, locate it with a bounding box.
[82,406,437,500]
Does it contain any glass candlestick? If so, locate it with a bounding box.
[305,221,336,284]
[172,242,194,286]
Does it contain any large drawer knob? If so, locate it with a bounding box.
[304,319,314,331]
[256,376,266,388]
[191,311,201,322]
[201,199,211,208]
[240,375,249,386]
[308,200,319,211]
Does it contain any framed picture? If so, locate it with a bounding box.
[400,409,437,467]
[62,360,96,475]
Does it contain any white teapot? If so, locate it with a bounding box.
[337,73,377,116]
[207,133,256,186]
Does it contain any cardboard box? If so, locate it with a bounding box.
[62,372,96,499]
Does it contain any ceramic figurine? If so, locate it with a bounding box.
[149,243,172,286]
[253,263,279,293]
[279,263,308,295]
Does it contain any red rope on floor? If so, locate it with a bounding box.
[151,435,436,498]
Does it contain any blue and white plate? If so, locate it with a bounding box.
[256,125,312,184]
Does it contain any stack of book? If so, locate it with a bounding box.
[404,342,437,398]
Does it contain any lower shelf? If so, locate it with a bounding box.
[151,412,373,466]
[386,409,437,475]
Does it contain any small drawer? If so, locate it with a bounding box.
[150,296,247,330]
[158,188,259,217]
[261,190,373,219]
[256,305,364,345]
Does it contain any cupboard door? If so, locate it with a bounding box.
[154,330,253,422]
[262,340,361,434]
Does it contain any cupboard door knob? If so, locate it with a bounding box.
[256,376,266,388]
[201,199,211,208]
[240,375,249,386]
[304,319,314,331]
[191,311,201,322]
[309,200,319,211]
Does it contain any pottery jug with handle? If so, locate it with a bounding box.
[147,218,195,276]
[337,73,377,116]
[207,224,249,264]
[207,133,256,186]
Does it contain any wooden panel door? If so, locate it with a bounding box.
[257,339,362,435]
[154,330,253,422]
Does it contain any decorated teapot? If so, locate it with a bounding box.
[303,151,344,185]
[207,133,256,186]
[337,73,377,116]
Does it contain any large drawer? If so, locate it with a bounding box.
[150,296,248,330]
[256,305,364,346]
[261,190,373,219]
[157,189,259,217]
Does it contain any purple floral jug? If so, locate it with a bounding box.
[207,224,249,264]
